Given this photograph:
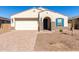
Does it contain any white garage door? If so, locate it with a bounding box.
[15,20,38,30]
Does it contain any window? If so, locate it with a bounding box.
[56,18,64,27]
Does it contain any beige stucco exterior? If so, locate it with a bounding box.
[11,7,68,31]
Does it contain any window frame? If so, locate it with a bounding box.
[56,18,64,27]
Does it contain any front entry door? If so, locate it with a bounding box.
[43,17,51,31]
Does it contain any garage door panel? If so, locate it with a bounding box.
[15,21,38,30]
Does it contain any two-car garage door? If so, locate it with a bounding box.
[15,20,38,30]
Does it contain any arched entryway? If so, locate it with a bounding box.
[43,17,51,31]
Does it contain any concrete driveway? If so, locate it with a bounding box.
[0,30,37,51]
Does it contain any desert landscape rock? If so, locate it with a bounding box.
[34,30,79,51]
[0,30,79,51]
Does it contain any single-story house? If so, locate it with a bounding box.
[0,17,10,29]
[11,7,68,31]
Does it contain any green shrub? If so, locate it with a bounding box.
[59,29,63,32]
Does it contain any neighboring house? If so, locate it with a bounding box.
[69,16,79,29]
[11,7,68,31]
[0,17,10,29]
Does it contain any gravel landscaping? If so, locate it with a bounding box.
[0,30,79,51]
[34,30,79,51]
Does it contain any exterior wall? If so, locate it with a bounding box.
[11,8,39,30]
[39,18,43,30]
[11,9,39,18]
[15,20,38,30]
[39,10,68,31]
[11,8,68,31]
[11,18,15,27]
[51,22,56,30]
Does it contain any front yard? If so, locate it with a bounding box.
[0,29,79,51]
[34,30,79,51]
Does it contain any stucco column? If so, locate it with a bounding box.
[38,12,43,31]
[11,18,15,30]
[39,18,43,31]
[38,17,43,31]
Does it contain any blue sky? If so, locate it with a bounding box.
[0,6,79,18]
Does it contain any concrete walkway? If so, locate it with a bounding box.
[0,30,37,51]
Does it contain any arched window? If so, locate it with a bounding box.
[56,18,64,27]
